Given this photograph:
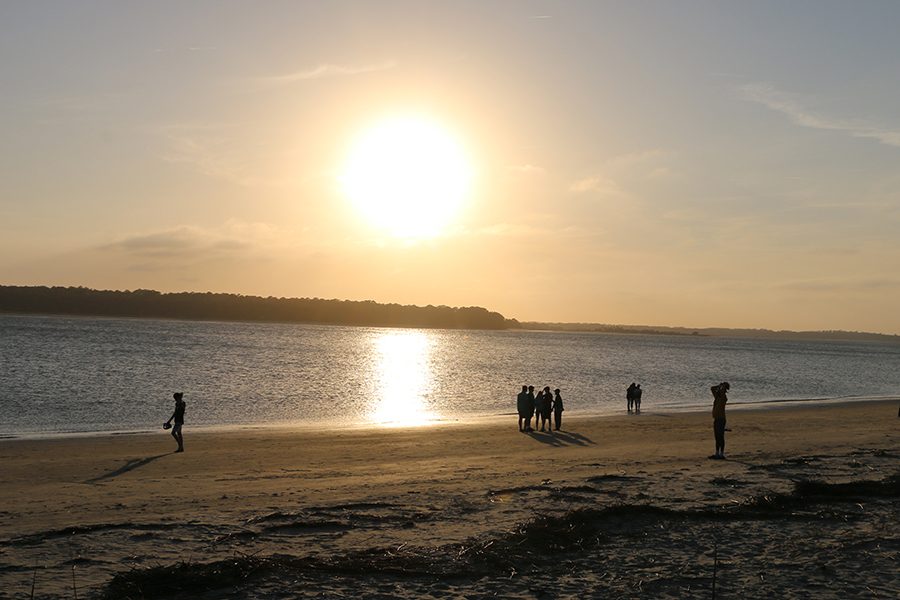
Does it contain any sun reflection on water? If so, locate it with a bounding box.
[370,330,438,426]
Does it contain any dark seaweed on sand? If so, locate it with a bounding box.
[739,474,900,513]
[99,474,900,599]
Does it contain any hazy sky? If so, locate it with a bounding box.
[3,1,900,332]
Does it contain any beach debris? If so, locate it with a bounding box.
[81,471,899,598]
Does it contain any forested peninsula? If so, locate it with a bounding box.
[4,285,896,341]
[0,286,515,330]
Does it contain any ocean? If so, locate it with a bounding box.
[2,314,899,437]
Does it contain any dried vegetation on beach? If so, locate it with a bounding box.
[2,406,897,599]
[97,467,900,599]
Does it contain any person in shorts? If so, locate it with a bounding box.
[165,392,186,453]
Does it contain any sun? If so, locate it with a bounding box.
[340,115,473,239]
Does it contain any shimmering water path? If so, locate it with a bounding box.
[2,314,899,436]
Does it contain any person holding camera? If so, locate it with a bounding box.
[709,382,730,459]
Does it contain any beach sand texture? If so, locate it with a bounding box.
[1,401,897,598]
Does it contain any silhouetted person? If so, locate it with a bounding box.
[526,385,536,432]
[634,384,643,412]
[165,392,186,453]
[626,382,636,412]
[517,385,530,432]
[534,388,546,431]
[538,386,552,431]
[710,382,730,459]
[552,388,564,430]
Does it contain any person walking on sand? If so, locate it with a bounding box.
[710,382,730,459]
[165,392,186,453]
[517,385,531,432]
[626,382,636,412]
[552,388,564,431]
[634,384,643,413]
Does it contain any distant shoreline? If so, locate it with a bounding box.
[0,285,512,330]
[2,284,899,341]
[517,322,900,342]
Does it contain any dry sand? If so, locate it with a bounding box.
[1,400,898,599]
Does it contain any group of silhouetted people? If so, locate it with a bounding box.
[170,378,733,460]
[626,382,643,412]
[513,379,733,460]
[516,385,564,432]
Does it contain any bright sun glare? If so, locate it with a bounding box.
[340,116,473,239]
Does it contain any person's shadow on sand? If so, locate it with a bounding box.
[527,430,594,447]
[84,453,169,484]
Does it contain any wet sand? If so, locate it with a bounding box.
[1,400,898,599]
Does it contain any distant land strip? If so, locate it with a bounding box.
[519,321,900,343]
[0,286,514,330]
[2,285,898,342]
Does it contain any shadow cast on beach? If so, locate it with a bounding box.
[527,430,594,447]
[85,454,170,484]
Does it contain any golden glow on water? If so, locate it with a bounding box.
[370,330,438,426]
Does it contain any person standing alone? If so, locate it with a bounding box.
[709,382,729,459]
[165,392,186,453]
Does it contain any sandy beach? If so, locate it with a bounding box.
[1,400,898,599]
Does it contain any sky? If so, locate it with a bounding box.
[2,1,900,333]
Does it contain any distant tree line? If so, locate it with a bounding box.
[0,286,517,330]
[520,321,900,343]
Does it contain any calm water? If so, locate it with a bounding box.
[2,314,900,436]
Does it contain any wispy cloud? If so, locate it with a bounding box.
[741,83,900,148]
[106,227,235,259]
[569,174,621,195]
[471,223,546,237]
[505,164,546,175]
[569,149,667,195]
[257,61,397,86]
[102,221,282,267]
[778,277,900,293]
[159,124,295,188]
[152,46,217,54]
[604,149,664,170]
[648,166,677,179]
[38,92,125,113]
